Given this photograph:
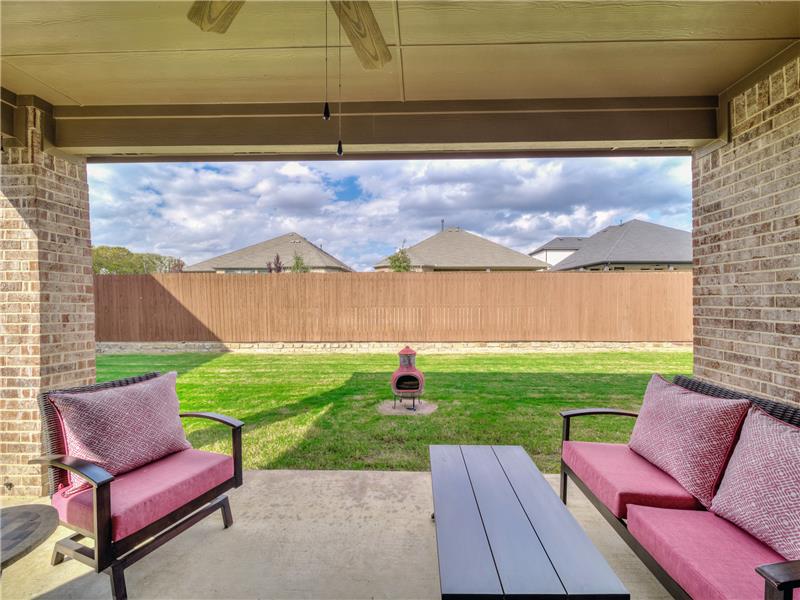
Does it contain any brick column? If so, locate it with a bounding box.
[692,57,800,404]
[1,104,95,496]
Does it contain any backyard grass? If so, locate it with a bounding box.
[97,351,692,473]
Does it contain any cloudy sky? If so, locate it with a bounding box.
[88,156,691,272]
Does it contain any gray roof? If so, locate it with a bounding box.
[530,236,586,254]
[552,219,691,271]
[375,228,548,270]
[185,232,353,272]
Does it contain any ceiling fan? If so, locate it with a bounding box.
[186,0,392,70]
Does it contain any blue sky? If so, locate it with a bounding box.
[87,157,692,272]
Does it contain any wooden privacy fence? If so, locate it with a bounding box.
[94,272,692,343]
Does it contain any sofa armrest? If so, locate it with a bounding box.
[560,408,639,419]
[30,454,114,487]
[560,409,639,442]
[180,412,244,487]
[757,560,800,599]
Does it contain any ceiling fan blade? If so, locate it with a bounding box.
[330,1,392,70]
[187,1,245,33]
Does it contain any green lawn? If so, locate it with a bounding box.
[96,351,692,473]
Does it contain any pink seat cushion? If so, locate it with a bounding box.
[562,441,699,518]
[628,505,798,600]
[52,449,233,541]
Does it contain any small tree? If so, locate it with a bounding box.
[269,253,283,273]
[290,253,310,273]
[164,257,186,273]
[388,248,412,272]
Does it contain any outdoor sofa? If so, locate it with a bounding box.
[32,372,243,600]
[560,375,799,600]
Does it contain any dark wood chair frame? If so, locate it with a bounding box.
[559,375,800,600]
[31,373,244,600]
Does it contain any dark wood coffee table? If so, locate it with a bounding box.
[1,504,59,573]
[430,445,629,599]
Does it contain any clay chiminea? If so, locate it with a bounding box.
[390,346,425,410]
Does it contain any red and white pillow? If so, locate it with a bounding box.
[628,374,750,508]
[711,406,800,560]
[50,372,191,494]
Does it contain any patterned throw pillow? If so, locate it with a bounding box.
[50,372,191,493]
[629,374,750,508]
[711,406,800,560]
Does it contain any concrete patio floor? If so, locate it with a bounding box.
[2,470,669,600]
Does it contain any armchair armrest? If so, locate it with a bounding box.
[180,412,244,428]
[180,412,244,487]
[757,560,800,599]
[30,454,115,570]
[30,454,114,487]
[560,408,639,442]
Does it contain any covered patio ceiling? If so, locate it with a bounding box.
[1,1,799,160]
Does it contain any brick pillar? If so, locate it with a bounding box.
[692,56,800,404]
[1,104,95,496]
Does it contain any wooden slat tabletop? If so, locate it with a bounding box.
[430,445,504,599]
[430,445,629,600]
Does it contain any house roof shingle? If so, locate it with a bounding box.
[185,232,353,272]
[374,228,548,270]
[551,219,691,271]
[530,236,586,254]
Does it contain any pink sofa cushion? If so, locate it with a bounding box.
[628,505,797,600]
[562,441,699,518]
[629,374,749,507]
[52,449,232,541]
[712,406,800,560]
[50,372,191,492]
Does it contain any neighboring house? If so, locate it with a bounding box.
[185,232,353,273]
[551,219,691,272]
[529,236,585,267]
[374,227,548,272]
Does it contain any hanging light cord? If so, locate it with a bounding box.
[322,1,331,120]
[338,16,343,147]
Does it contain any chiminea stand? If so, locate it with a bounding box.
[393,394,423,411]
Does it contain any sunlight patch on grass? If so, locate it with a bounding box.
[246,403,333,469]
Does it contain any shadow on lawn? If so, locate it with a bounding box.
[96,351,225,383]
[185,369,686,473]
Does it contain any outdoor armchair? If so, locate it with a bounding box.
[33,372,244,600]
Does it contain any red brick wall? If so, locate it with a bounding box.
[692,57,800,404]
[1,106,95,496]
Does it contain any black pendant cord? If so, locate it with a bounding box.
[337,15,343,157]
[322,0,330,120]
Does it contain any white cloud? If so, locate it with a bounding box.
[277,162,317,180]
[88,156,691,272]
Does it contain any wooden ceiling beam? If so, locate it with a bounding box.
[49,97,716,159]
[53,96,716,119]
[87,148,692,164]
